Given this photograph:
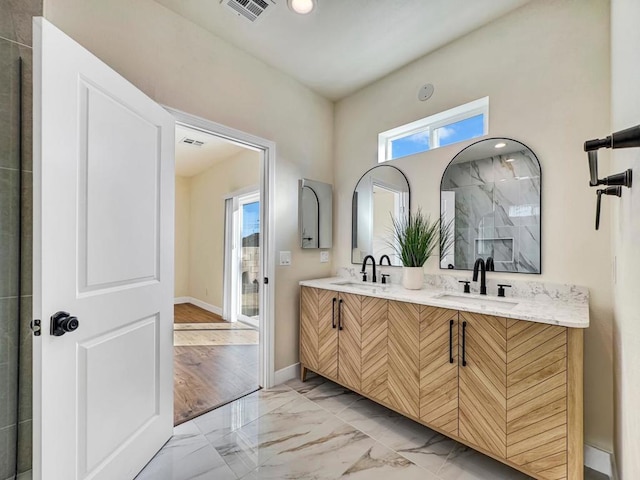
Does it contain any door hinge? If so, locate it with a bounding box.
[30,319,41,336]
[263,277,269,284]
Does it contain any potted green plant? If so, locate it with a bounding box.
[389,208,453,290]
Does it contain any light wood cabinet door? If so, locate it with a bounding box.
[506,320,568,480]
[360,297,389,402]
[318,289,339,378]
[420,307,459,436]
[458,311,508,458]
[338,292,363,390]
[300,287,339,378]
[388,300,421,418]
[300,286,319,371]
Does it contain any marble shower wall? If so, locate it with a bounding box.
[441,151,541,273]
[0,0,42,477]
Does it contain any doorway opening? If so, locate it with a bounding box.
[169,111,274,425]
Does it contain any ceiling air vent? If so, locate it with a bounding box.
[180,137,205,147]
[222,0,272,22]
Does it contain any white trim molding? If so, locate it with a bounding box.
[174,297,222,316]
[274,363,300,386]
[584,444,613,478]
[611,452,619,480]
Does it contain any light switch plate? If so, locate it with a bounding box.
[279,251,292,266]
[320,251,329,263]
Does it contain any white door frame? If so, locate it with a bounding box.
[165,107,276,388]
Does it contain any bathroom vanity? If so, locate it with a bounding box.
[298,277,588,480]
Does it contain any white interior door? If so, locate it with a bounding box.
[33,18,175,480]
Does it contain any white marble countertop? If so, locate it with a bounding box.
[299,277,589,328]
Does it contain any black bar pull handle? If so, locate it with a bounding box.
[332,298,336,329]
[449,319,454,364]
[462,321,467,367]
[338,298,344,330]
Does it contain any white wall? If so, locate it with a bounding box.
[44,0,335,371]
[175,176,191,298]
[188,149,260,309]
[334,0,613,450]
[611,0,640,476]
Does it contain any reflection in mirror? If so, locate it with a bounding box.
[299,179,333,248]
[440,138,541,273]
[352,165,410,266]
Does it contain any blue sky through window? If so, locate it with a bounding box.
[391,131,430,159]
[436,114,484,147]
[242,201,260,237]
[390,113,484,159]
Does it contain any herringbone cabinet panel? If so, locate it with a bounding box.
[388,300,421,418]
[338,293,363,391]
[318,289,339,378]
[506,320,568,480]
[459,311,507,459]
[420,307,459,436]
[361,297,389,401]
[300,287,319,370]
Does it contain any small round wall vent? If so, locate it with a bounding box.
[418,83,434,101]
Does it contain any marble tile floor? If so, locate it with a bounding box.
[136,374,609,480]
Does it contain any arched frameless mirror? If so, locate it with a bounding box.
[440,138,541,273]
[352,165,410,266]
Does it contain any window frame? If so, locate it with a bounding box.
[378,97,489,163]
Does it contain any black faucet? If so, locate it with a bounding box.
[472,258,487,295]
[361,255,377,283]
[379,255,391,266]
[486,257,495,272]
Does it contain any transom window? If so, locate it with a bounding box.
[378,97,489,163]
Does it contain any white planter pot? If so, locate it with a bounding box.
[402,267,424,290]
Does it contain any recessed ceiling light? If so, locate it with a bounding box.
[288,0,316,14]
[495,142,507,149]
[506,158,515,162]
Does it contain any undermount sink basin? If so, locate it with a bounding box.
[435,293,519,310]
[331,281,382,290]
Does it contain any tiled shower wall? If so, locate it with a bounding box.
[441,151,541,273]
[1,1,41,478]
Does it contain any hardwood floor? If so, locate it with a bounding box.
[174,303,225,323]
[173,303,259,425]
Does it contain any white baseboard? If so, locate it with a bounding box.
[585,444,612,477]
[274,362,300,385]
[173,296,222,317]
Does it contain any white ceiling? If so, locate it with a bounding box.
[175,125,247,177]
[155,0,530,100]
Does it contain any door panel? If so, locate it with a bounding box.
[300,286,319,370]
[387,300,420,418]
[420,307,459,436]
[458,311,507,458]
[78,316,159,474]
[506,320,568,479]
[34,18,174,480]
[79,80,160,291]
[338,292,362,390]
[318,289,338,378]
[360,297,388,401]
